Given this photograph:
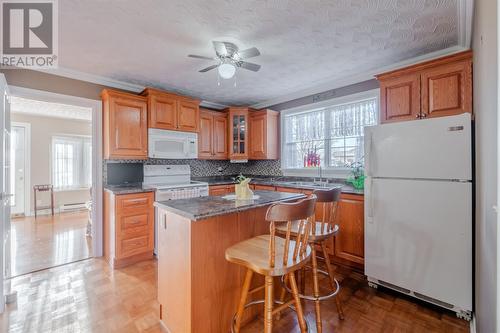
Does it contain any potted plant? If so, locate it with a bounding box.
[346,162,365,190]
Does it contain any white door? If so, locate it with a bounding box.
[10,125,27,216]
[364,113,472,180]
[365,177,472,311]
[0,74,11,313]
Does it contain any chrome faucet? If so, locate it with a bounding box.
[313,165,323,183]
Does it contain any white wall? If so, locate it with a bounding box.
[472,0,498,331]
[11,113,92,214]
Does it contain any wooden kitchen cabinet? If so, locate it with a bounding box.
[253,184,276,191]
[332,193,364,267]
[227,107,251,160]
[142,88,200,132]
[103,190,155,268]
[198,109,228,159]
[376,50,472,123]
[209,184,233,196]
[379,73,421,123]
[249,109,279,160]
[102,89,148,160]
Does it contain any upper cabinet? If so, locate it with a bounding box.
[227,107,250,160]
[141,88,200,132]
[249,109,279,160]
[376,50,472,123]
[198,108,228,160]
[102,89,148,160]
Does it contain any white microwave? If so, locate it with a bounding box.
[148,129,198,159]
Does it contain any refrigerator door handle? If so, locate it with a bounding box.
[365,131,373,177]
[366,177,374,222]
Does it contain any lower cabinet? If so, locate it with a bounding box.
[103,190,155,268]
[332,193,364,268]
[208,184,234,196]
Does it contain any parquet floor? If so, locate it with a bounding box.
[0,258,470,333]
[10,211,92,277]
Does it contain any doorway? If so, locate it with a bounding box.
[10,122,30,217]
[6,88,102,278]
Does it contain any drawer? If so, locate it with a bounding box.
[121,225,149,240]
[116,192,153,213]
[120,213,149,230]
[118,235,151,258]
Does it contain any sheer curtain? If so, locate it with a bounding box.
[52,135,91,189]
[283,97,378,169]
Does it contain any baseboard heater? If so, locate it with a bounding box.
[59,202,88,212]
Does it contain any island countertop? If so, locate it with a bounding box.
[154,190,305,221]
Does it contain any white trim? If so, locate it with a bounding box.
[280,89,379,177]
[10,122,30,217]
[252,45,468,109]
[32,66,145,93]
[200,100,228,110]
[9,86,103,257]
[458,0,474,48]
[470,314,476,333]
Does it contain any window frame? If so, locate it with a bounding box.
[280,89,380,178]
[50,134,92,190]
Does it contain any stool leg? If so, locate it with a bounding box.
[264,275,274,333]
[277,274,289,320]
[235,269,253,333]
[289,272,307,333]
[321,242,344,320]
[311,246,322,333]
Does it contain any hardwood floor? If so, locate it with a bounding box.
[0,258,470,333]
[10,211,92,277]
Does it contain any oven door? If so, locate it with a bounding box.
[148,129,198,159]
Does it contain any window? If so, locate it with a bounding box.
[282,93,378,171]
[52,135,91,189]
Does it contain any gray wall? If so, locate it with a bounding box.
[473,0,498,331]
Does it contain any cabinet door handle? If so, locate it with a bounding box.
[163,214,167,230]
[415,114,421,119]
[421,113,427,118]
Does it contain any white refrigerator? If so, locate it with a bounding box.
[364,113,472,320]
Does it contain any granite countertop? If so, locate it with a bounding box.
[104,184,155,195]
[154,190,305,221]
[192,175,364,195]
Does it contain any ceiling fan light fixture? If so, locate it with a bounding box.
[218,62,236,79]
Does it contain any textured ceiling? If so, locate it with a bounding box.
[11,96,92,121]
[59,0,459,106]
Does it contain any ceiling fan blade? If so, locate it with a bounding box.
[212,41,228,56]
[239,61,261,72]
[237,47,260,59]
[188,54,214,60]
[199,64,219,72]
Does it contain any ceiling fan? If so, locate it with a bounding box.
[188,41,261,79]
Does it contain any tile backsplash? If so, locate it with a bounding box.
[104,159,282,183]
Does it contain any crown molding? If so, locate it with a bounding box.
[33,66,146,93]
[251,45,468,109]
[200,100,228,110]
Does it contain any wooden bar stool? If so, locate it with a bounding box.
[277,188,344,333]
[225,195,317,333]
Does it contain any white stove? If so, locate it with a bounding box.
[143,165,209,201]
[143,165,208,255]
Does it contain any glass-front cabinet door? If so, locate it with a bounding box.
[227,108,249,160]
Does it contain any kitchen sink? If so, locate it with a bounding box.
[280,181,343,188]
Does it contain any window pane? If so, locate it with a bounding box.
[282,97,377,170]
[329,98,377,167]
[52,135,91,189]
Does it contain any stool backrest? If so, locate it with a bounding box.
[265,195,317,268]
[312,187,342,235]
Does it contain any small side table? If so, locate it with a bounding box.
[33,184,55,218]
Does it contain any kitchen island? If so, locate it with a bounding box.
[154,190,306,333]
